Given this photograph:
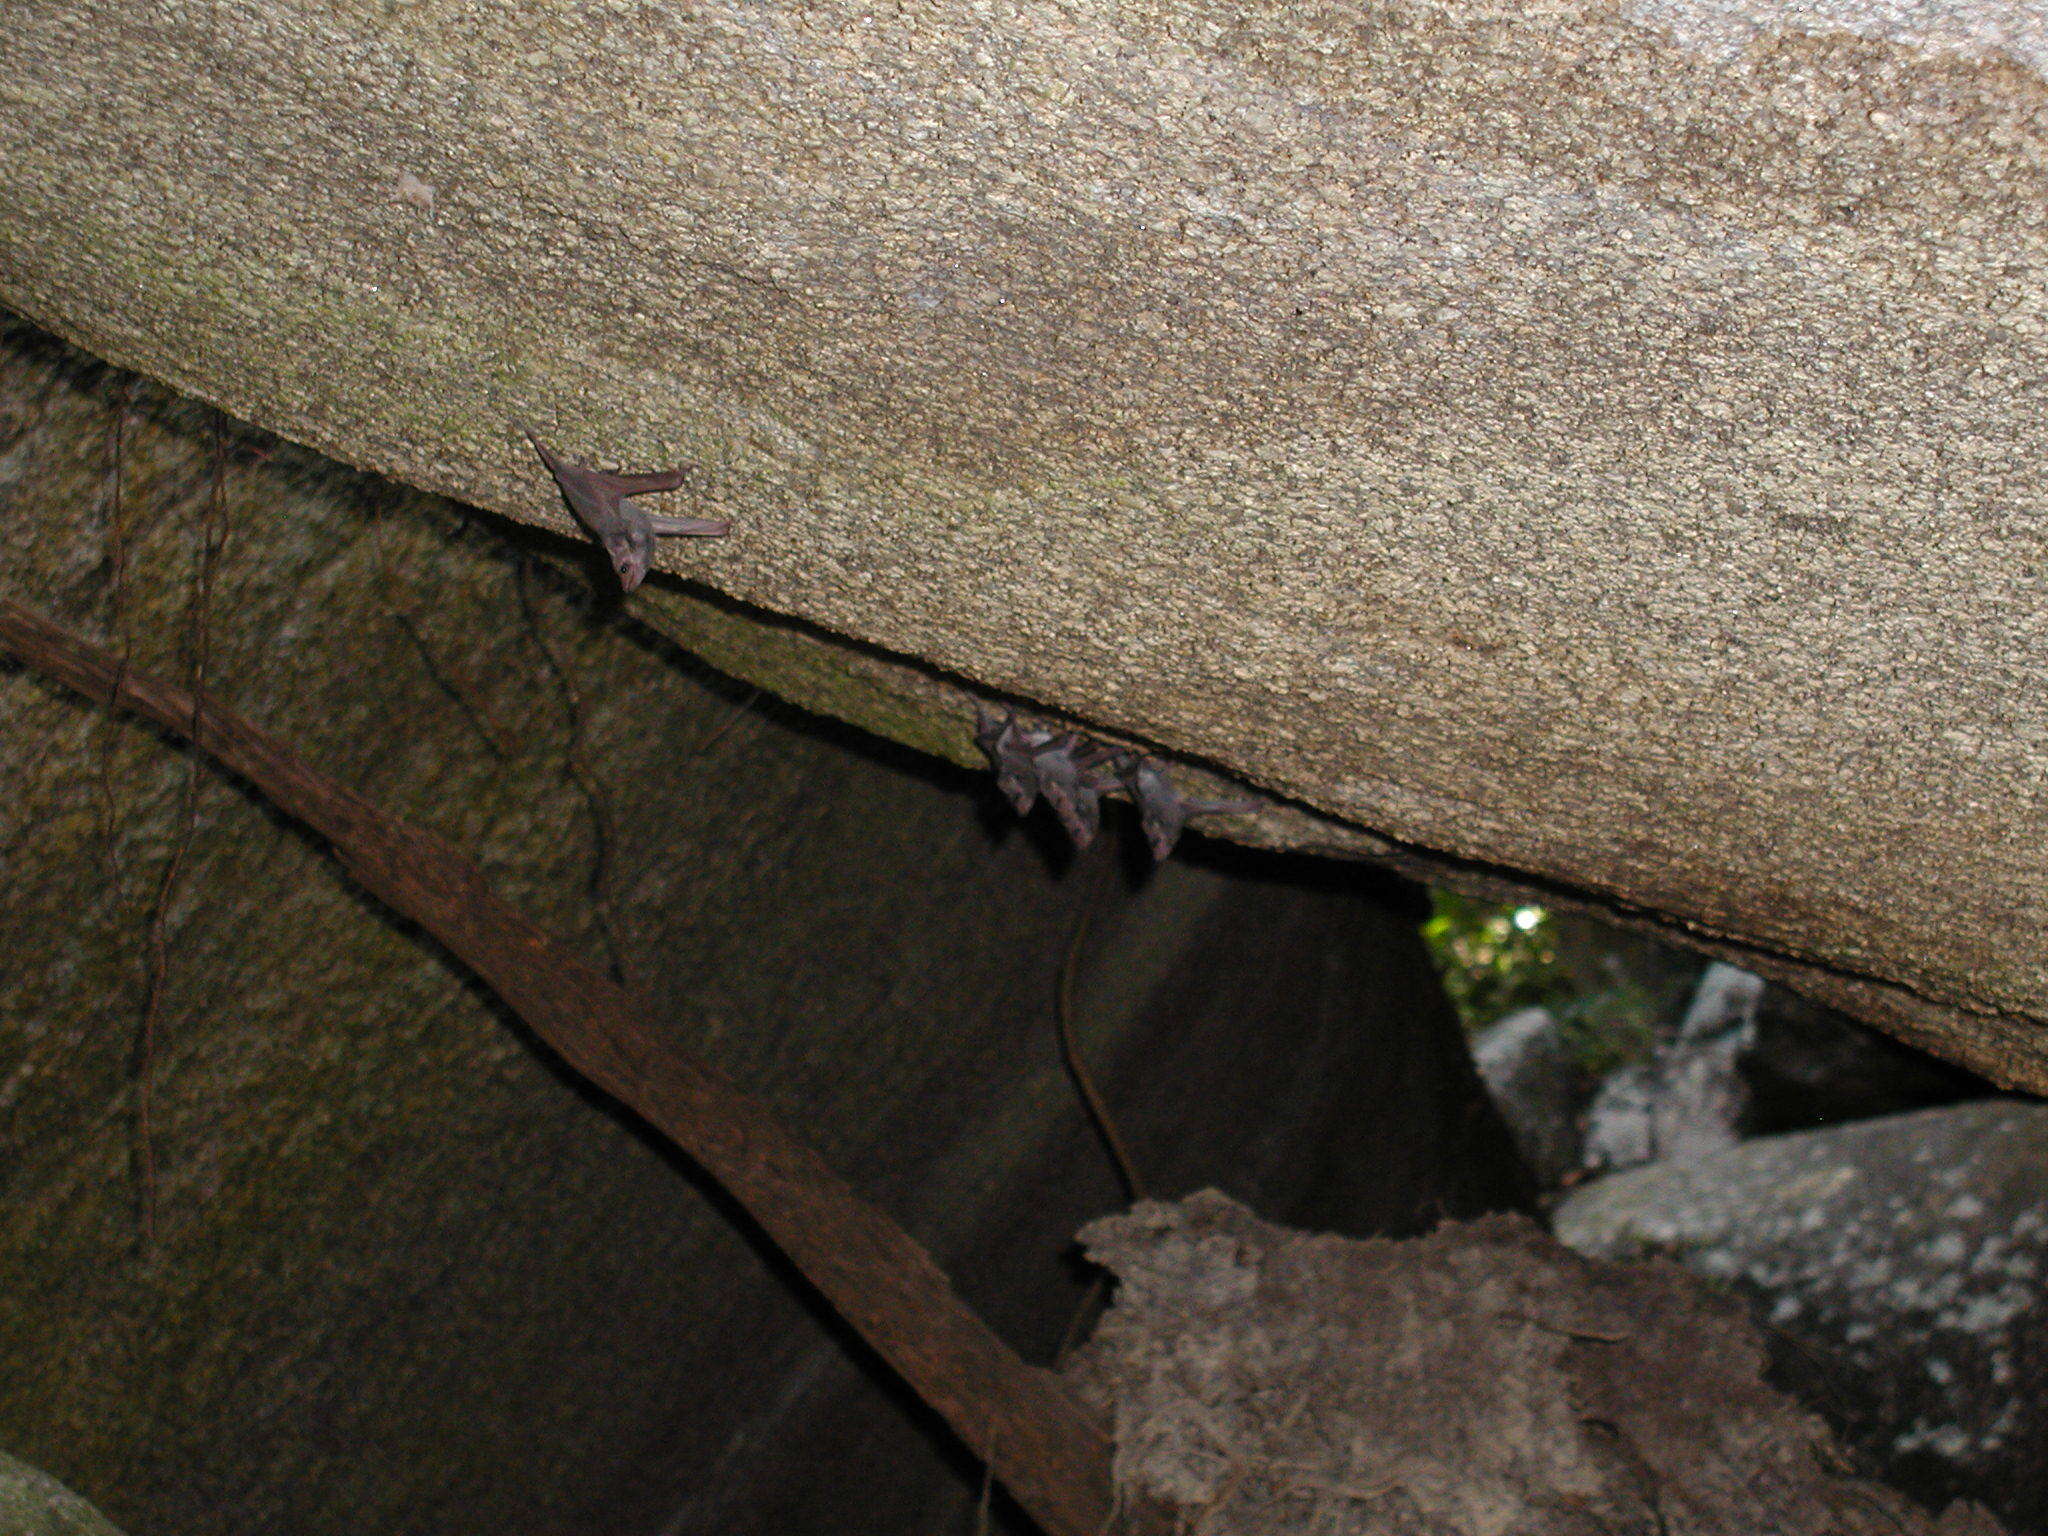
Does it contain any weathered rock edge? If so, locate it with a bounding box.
[5,1,2047,1084]
[0,1451,130,1536]
[1069,1191,2006,1535]
[1555,1101,2048,1528]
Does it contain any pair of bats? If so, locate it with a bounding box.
[973,705,1257,860]
[528,435,1257,858]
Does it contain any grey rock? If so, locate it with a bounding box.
[1556,1100,2048,1530]
[0,1452,129,1536]
[1580,1061,1664,1174]
[1472,1007,1590,1187]
[1581,961,1760,1173]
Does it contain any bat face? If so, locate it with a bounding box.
[975,704,1052,815]
[608,520,656,591]
[995,755,1040,816]
[973,704,1009,759]
[1124,757,1260,858]
[527,430,721,594]
[1126,759,1185,860]
[1033,735,1104,848]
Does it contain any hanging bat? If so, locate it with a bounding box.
[526,430,729,592]
[1121,755,1260,860]
[973,703,1056,815]
[1032,732,1127,850]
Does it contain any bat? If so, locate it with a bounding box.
[526,429,729,592]
[1121,755,1259,860]
[969,704,1260,858]
[974,703,1056,815]
[1031,732,1126,850]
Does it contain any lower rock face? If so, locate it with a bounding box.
[1555,1102,2048,1532]
[1072,1191,2003,1536]
[0,1452,130,1536]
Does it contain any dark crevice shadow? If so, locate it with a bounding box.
[460,507,972,790]
[1170,833,1433,921]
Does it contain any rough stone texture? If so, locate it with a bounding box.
[0,318,1529,1536]
[2,1,2047,1089]
[1070,1191,2005,1535]
[0,1452,131,1536]
[1471,1007,1591,1187]
[1556,1100,2048,1531]
[1582,960,1761,1172]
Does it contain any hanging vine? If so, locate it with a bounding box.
[132,413,229,1249]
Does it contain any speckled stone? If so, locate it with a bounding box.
[0,1452,129,1536]
[3,1,2047,1089]
[1556,1100,2048,1528]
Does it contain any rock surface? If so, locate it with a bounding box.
[1581,961,1761,1173]
[1071,1190,2004,1535]
[1556,1100,2048,1530]
[1471,1006,1591,1187]
[0,1453,131,1536]
[1475,948,1993,1192]
[2,2,2048,1087]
